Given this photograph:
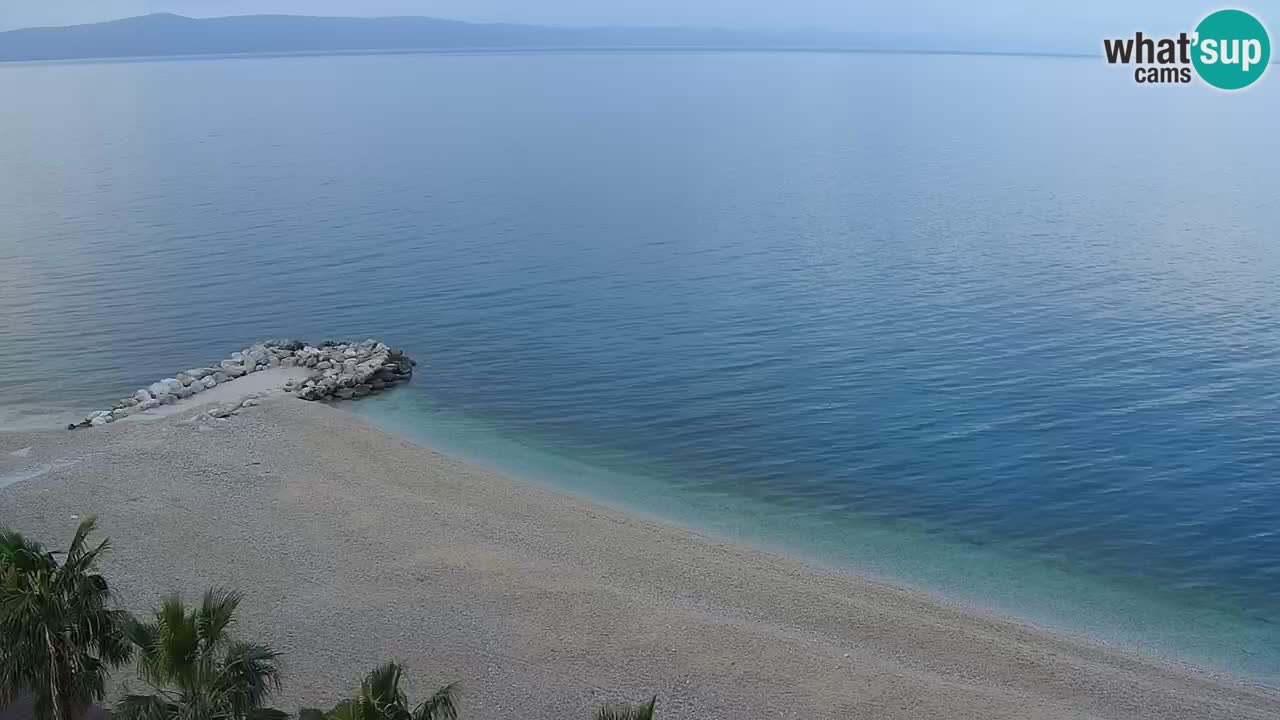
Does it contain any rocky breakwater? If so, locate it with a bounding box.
[71,339,415,429]
[285,340,416,401]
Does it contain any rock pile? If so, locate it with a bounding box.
[70,339,416,429]
[283,340,416,401]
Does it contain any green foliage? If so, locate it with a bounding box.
[326,663,456,720]
[0,518,133,720]
[594,696,657,720]
[114,589,284,720]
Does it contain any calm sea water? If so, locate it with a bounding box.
[2,51,1279,679]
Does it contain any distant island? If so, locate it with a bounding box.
[0,13,1085,63]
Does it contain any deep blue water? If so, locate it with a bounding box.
[2,51,1279,679]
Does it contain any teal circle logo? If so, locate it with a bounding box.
[1192,9,1270,90]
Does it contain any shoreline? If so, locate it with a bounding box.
[2,397,1277,718]
[347,395,1280,684]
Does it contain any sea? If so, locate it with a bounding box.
[1,50,1278,681]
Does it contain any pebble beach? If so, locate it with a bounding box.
[2,396,1277,719]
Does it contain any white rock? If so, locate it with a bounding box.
[149,379,181,396]
[139,398,160,411]
[90,416,110,426]
[133,389,153,403]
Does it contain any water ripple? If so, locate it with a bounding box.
[1,52,1279,674]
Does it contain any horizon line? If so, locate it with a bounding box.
[0,11,1082,42]
[0,46,1108,68]
[4,12,1275,67]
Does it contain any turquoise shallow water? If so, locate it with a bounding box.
[349,393,1280,681]
[1,51,1278,680]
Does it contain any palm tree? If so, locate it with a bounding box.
[325,663,456,720]
[0,518,133,720]
[114,589,286,720]
[594,696,657,720]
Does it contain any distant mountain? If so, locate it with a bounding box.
[0,13,1073,63]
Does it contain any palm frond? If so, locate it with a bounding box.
[124,618,161,653]
[157,595,188,631]
[326,700,358,720]
[0,522,131,720]
[411,684,457,720]
[123,590,284,720]
[0,527,54,574]
[594,696,657,720]
[62,518,103,573]
[126,618,170,687]
[153,595,201,689]
[362,663,405,706]
[60,654,109,713]
[331,665,457,720]
[221,641,283,718]
[114,694,178,720]
[93,608,136,666]
[62,539,110,593]
[197,589,241,646]
[0,649,20,707]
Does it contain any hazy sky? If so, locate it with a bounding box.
[0,0,1227,37]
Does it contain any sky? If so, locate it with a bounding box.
[0,0,1232,39]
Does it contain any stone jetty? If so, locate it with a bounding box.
[70,339,415,429]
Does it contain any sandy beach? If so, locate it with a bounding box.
[1,398,1276,720]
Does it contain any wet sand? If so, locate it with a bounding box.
[1,398,1276,719]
